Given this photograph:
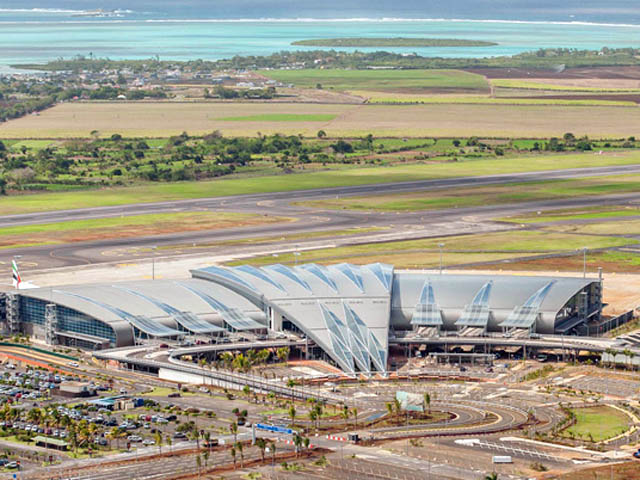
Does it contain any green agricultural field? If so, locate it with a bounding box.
[491,79,640,93]
[2,150,640,215]
[564,406,630,442]
[219,113,337,122]
[228,230,636,267]
[264,68,489,93]
[298,174,640,212]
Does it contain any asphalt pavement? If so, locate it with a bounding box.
[3,164,640,271]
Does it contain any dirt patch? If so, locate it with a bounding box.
[553,460,640,480]
[0,213,291,249]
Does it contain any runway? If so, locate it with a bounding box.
[2,164,640,272]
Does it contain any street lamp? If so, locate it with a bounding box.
[438,243,445,275]
[151,246,158,280]
[580,247,588,278]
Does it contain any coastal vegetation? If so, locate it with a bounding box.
[1,137,639,213]
[15,47,640,72]
[291,38,497,47]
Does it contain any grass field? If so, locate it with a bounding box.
[563,406,629,442]
[4,102,640,138]
[548,219,640,236]
[2,151,640,215]
[0,212,289,250]
[490,79,640,92]
[263,68,489,92]
[227,231,636,268]
[298,174,640,212]
[502,206,640,223]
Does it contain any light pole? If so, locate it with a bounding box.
[151,246,157,280]
[581,247,587,278]
[438,243,445,274]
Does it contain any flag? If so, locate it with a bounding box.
[11,260,21,289]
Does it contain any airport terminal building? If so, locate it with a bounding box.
[0,263,602,374]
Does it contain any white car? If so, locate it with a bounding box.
[142,439,155,446]
[67,362,79,368]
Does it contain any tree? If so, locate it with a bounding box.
[229,421,238,444]
[155,430,163,454]
[256,437,267,463]
[288,405,296,428]
[293,434,302,458]
[276,347,290,364]
[236,441,244,468]
[424,392,431,414]
[317,130,327,138]
[230,445,237,469]
[485,473,498,480]
[196,453,202,476]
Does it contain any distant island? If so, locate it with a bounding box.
[291,38,498,47]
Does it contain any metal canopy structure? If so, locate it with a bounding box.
[176,283,264,331]
[455,281,493,328]
[112,285,223,335]
[500,281,556,329]
[55,290,182,338]
[411,281,443,327]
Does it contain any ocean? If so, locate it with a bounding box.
[0,1,640,67]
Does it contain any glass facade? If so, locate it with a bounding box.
[20,297,117,345]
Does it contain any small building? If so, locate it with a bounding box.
[34,436,68,451]
[59,381,96,398]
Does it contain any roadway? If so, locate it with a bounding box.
[3,164,640,271]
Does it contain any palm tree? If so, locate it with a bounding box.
[293,434,302,458]
[270,441,277,464]
[424,392,431,414]
[288,405,296,428]
[385,402,394,419]
[236,441,244,468]
[256,437,267,463]
[199,358,207,385]
[203,450,209,469]
[229,421,238,443]
[485,473,498,480]
[155,431,163,454]
[276,347,290,364]
[230,446,237,469]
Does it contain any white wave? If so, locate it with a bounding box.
[0,7,135,15]
[0,8,86,13]
[0,15,639,29]
[139,17,640,28]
